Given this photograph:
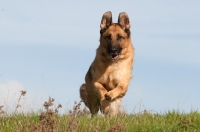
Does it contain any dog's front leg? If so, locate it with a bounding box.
[105,82,128,101]
[94,82,110,114]
[93,82,107,100]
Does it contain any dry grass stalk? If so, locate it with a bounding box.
[0,106,5,117]
[68,100,90,117]
[67,101,81,132]
[107,122,125,132]
[13,90,26,115]
[28,97,62,132]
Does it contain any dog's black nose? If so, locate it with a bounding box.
[107,44,122,54]
[110,48,118,53]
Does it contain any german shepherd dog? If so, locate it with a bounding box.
[80,11,134,117]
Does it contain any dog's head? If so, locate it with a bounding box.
[100,11,131,61]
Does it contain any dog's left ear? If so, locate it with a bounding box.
[118,12,130,30]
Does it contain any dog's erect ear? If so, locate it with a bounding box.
[100,11,112,30]
[118,12,130,30]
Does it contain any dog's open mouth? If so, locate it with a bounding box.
[110,53,119,61]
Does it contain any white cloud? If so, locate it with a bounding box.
[0,81,24,104]
[0,81,49,114]
[0,81,24,112]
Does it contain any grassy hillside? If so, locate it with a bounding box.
[0,91,200,132]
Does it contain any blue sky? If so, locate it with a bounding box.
[0,0,199,113]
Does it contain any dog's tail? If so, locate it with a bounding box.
[80,84,88,106]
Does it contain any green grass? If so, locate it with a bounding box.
[1,109,200,131]
[0,92,200,132]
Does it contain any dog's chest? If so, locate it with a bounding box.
[101,64,125,90]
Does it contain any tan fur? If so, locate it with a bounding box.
[80,11,134,117]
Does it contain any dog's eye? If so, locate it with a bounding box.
[117,35,124,41]
[105,35,111,41]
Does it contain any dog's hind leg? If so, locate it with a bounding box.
[80,84,100,116]
[107,98,122,117]
[87,92,100,116]
[80,84,88,106]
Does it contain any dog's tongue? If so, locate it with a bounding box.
[112,54,118,59]
[112,54,117,58]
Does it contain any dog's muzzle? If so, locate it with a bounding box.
[107,44,122,61]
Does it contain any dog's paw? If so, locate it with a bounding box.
[105,92,113,101]
[104,94,111,101]
[100,99,110,114]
